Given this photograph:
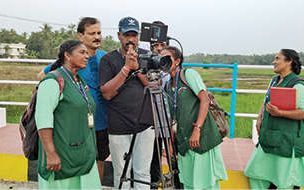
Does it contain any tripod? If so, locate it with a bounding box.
[118,81,179,189]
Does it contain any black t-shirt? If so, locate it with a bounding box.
[99,48,153,135]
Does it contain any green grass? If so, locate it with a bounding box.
[0,62,47,80]
[191,67,272,138]
[214,93,265,138]
[0,84,36,124]
[0,62,43,124]
[1,105,26,123]
[0,62,280,138]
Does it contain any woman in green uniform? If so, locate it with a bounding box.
[35,40,100,189]
[244,49,304,189]
[161,46,227,189]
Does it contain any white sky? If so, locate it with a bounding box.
[1,0,304,55]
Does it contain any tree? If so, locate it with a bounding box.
[102,36,120,52]
[4,45,11,57]
[26,24,78,58]
[0,45,12,58]
[26,24,58,58]
[0,29,27,43]
[1,24,121,58]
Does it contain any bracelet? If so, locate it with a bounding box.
[122,66,131,72]
[121,66,131,77]
[192,122,202,130]
[121,69,128,77]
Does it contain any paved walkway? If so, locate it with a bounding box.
[0,124,256,169]
[0,180,37,190]
[0,124,23,155]
[221,137,255,171]
[0,124,256,189]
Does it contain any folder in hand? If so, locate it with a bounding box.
[270,87,296,110]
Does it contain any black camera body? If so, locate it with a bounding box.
[138,52,171,81]
[138,52,171,73]
[137,22,171,81]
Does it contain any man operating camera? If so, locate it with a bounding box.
[99,16,154,190]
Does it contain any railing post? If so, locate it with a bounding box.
[229,63,238,138]
[0,107,7,128]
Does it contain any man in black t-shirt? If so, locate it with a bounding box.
[99,16,154,190]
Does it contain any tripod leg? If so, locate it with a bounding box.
[132,128,155,189]
[153,93,173,169]
[151,135,162,184]
[161,97,183,188]
[117,86,158,189]
[118,134,137,189]
[151,92,176,188]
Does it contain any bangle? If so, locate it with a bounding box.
[121,69,128,77]
[122,66,131,72]
[121,66,130,77]
[192,123,202,130]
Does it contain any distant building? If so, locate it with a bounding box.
[0,43,26,58]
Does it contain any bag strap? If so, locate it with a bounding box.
[179,68,189,88]
[180,68,226,112]
[179,68,196,97]
[49,70,65,95]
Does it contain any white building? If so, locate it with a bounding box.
[0,43,26,58]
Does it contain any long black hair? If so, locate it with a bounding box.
[280,49,302,75]
[50,40,83,71]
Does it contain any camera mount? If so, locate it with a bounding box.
[118,81,179,189]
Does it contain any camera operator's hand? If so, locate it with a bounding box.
[125,46,139,70]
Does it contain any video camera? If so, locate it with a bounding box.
[138,22,171,81]
[137,52,172,73]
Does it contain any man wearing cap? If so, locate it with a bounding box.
[99,16,154,189]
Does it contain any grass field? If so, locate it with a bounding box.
[1,62,299,138]
[0,62,46,123]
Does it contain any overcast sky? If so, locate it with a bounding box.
[1,0,304,55]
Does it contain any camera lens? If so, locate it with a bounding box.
[159,55,172,72]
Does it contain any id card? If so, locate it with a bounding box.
[172,120,177,133]
[88,113,94,128]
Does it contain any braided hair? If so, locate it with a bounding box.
[280,49,302,75]
[50,40,83,71]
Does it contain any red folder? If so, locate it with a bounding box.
[270,87,296,110]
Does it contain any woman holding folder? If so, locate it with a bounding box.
[244,49,304,189]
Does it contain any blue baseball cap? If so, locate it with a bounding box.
[118,17,139,34]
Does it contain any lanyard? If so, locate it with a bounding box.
[264,77,278,104]
[61,67,92,113]
[172,69,180,120]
